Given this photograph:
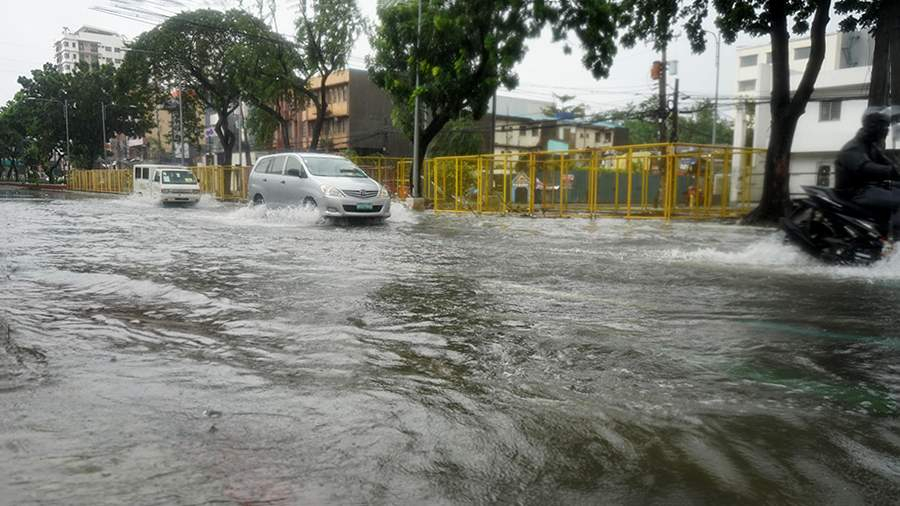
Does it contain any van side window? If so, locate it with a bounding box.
[134,167,140,179]
[268,156,285,175]
[143,167,149,179]
[153,172,160,183]
[284,156,303,176]
[255,158,271,174]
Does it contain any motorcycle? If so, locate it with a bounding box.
[782,185,894,265]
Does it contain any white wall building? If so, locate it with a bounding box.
[732,31,875,199]
[54,26,128,74]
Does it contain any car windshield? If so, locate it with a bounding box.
[161,171,196,184]
[303,157,368,178]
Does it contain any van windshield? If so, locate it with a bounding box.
[303,157,368,178]
[161,171,197,184]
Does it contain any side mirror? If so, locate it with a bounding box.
[286,168,301,178]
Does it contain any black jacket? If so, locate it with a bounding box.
[835,134,899,192]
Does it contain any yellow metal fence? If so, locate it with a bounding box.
[67,169,132,193]
[423,144,766,219]
[65,145,765,220]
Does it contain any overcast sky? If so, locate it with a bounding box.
[0,0,834,122]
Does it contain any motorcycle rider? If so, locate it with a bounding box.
[834,108,900,236]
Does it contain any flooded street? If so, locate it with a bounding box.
[1,186,899,504]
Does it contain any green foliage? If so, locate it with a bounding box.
[245,104,279,149]
[698,0,824,43]
[123,9,260,164]
[427,118,484,157]
[15,63,155,173]
[539,0,621,79]
[0,97,29,179]
[603,97,733,145]
[296,0,365,150]
[369,0,619,180]
[835,0,882,32]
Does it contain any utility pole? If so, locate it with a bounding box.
[657,46,668,143]
[671,78,680,142]
[411,0,422,198]
[178,85,185,166]
[705,30,721,145]
[491,92,497,154]
[63,99,70,168]
[101,102,107,158]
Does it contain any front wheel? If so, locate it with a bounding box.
[252,194,265,206]
[302,197,317,210]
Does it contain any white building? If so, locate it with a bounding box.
[732,31,875,198]
[54,26,128,74]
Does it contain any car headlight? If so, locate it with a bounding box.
[378,185,389,198]
[161,188,173,193]
[320,185,344,198]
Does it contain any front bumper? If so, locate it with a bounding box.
[160,193,200,204]
[321,196,391,218]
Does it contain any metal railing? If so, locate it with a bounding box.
[67,169,132,193]
[422,144,766,220]
[352,157,411,199]
[191,166,250,201]
[63,144,766,221]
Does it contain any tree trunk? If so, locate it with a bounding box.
[280,118,291,151]
[214,110,235,166]
[744,0,831,225]
[867,0,900,108]
[413,114,451,194]
[309,75,330,151]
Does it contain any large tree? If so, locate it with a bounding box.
[296,0,366,151]
[706,0,832,224]
[369,0,618,192]
[0,97,29,180]
[15,63,153,176]
[124,9,258,165]
[836,0,900,109]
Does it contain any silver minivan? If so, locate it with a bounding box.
[248,153,391,219]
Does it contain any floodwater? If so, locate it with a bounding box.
[1,186,898,505]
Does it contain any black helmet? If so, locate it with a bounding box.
[862,107,890,128]
[861,107,890,140]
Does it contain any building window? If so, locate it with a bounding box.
[738,79,756,92]
[739,54,758,67]
[519,125,526,135]
[63,41,68,47]
[819,100,841,121]
[594,131,602,142]
[115,47,120,53]
[531,127,538,136]
[794,46,811,60]
[64,64,70,71]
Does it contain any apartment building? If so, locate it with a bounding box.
[54,26,128,73]
[277,68,412,156]
[732,30,876,198]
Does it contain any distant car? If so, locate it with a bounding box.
[248,153,391,219]
[133,164,201,205]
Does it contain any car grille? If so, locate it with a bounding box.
[342,205,383,213]
[342,189,379,199]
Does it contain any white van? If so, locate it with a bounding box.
[133,164,201,205]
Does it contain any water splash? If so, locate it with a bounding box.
[661,233,900,280]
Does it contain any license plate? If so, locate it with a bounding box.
[356,203,373,211]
